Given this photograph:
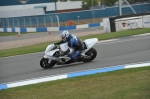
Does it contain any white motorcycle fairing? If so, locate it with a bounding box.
[44,44,59,59]
[44,49,59,59]
[44,43,72,61]
[82,38,98,54]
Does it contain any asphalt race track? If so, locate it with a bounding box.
[0,34,150,84]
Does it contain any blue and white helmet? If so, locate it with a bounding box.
[60,30,69,42]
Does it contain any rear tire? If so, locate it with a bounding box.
[40,57,56,69]
[82,48,97,62]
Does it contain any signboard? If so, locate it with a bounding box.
[103,18,111,33]
[142,15,150,28]
[115,17,143,32]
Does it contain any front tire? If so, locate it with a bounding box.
[82,48,97,62]
[40,57,56,69]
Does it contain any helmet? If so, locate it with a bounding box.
[60,30,69,42]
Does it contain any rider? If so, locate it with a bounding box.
[55,30,84,62]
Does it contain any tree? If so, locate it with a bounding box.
[127,0,149,4]
[82,0,99,10]
[102,0,118,6]
[82,0,99,6]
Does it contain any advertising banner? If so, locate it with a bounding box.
[115,17,143,32]
[142,15,150,28]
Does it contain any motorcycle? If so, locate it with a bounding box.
[40,38,98,69]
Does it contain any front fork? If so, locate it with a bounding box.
[44,55,57,63]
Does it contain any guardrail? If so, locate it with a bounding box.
[0,22,103,32]
[0,17,102,28]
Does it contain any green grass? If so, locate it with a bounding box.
[0,28,150,58]
[0,42,55,57]
[0,66,150,99]
[0,32,36,36]
[0,32,20,36]
[81,28,150,40]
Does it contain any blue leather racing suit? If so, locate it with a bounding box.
[68,34,83,60]
[56,34,84,61]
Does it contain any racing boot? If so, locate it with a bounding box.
[76,56,83,62]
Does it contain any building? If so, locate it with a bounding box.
[0,0,82,18]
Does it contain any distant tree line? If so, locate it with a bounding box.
[54,0,150,7]
[80,0,149,9]
[127,0,149,4]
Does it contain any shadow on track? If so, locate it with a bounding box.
[42,61,97,70]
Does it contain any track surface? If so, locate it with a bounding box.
[0,34,150,84]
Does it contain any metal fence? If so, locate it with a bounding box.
[0,15,60,28]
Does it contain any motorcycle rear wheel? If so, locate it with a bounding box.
[82,48,97,62]
[40,57,56,69]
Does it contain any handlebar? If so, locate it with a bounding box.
[54,44,60,50]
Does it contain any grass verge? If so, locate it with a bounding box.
[0,32,18,36]
[0,28,150,58]
[0,66,150,99]
[0,32,37,36]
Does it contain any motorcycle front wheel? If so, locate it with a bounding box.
[40,57,56,69]
[82,48,97,62]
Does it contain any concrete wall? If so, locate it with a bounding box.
[56,1,82,10]
[0,3,55,12]
[0,8,45,18]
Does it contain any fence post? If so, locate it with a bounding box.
[49,16,53,27]
[28,17,31,27]
[23,18,26,28]
[43,16,46,27]
[0,19,1,28]
[55,15,60,27]
[16,18,19,27]
[119,0,122,16]
[12,18,14,28]
[0,19,3,28]
[3,19,5,28]
[35,17,38,27]
[6,18,9,28]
